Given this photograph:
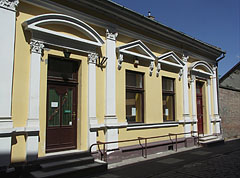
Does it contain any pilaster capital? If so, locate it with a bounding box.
[30,39,44,54]
[182,53,189,63]
[106,29,118,41]
[207,79,211,86]
[0,0,19,11]
[213,66,217,71]
[88,52,98,64]
[190,75,196,84]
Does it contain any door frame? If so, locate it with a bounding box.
[46,55,79,153]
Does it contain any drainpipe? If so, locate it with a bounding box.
[215,52,226,134]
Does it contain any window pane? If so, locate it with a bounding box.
[126,72,143,88]
[126,92,143,123]
[162,77,173,92]
[48,89,60,126]
[163,95,174,121]
[62,89,73,126]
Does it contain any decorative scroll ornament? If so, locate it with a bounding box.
[88,53,98,64]
[0,0,19,11]
[106,29,118,41]
[149,61,154,76]
[156,63,161,77]
[118,53,123,70]
[179,68,183,80]
[30,39,44,54]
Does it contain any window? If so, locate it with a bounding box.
[162,77,175,121]
[126,71,144,123]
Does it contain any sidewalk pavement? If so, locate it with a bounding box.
[90,138,240,178]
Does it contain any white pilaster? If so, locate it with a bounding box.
[26,39,44,161]
[212,67,221,134]
[88,53,98,150]
[182,55,191,137]
[190,75,197,136]
[105,29,118,150]
[207,79,213,134]
[0,0,18,168]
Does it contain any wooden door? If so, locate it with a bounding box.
[196,82,204,134]
[46,84,77,152]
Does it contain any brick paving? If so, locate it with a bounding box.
[90,139,240,178]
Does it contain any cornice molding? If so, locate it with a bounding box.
[0,0,19,11]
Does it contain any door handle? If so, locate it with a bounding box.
[72,112,76,120]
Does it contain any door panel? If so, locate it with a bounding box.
[46,84,77,153]
[196,82,204,134]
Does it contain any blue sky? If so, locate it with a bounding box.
[111,0,240,76]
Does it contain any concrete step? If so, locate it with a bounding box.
[40,156,94,171]
[30,162,107,178]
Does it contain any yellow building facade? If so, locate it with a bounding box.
[0,0,225,169]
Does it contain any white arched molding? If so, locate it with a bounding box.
[157,51,184,78]
[189,61,215,135]
[0,0,19,168]
[189,61,214,77]
[116,40,156,76]
[22,13,104,53]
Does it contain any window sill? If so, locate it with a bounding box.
[126,122,179,130]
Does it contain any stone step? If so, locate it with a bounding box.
[35,151,91,164]
[199,135,218,141]
[30,162,107,178]
[40,156,94,172]
[200,138,224,147]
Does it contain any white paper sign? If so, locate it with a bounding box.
[51,102,58,108]
[165,109,169,116]
[69,121,72,126]
[132,107,136,116]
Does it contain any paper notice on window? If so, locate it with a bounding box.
[165,109,169,116]
[69,121,72,126]
[51,102,58,108]
[132,107,136,116]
